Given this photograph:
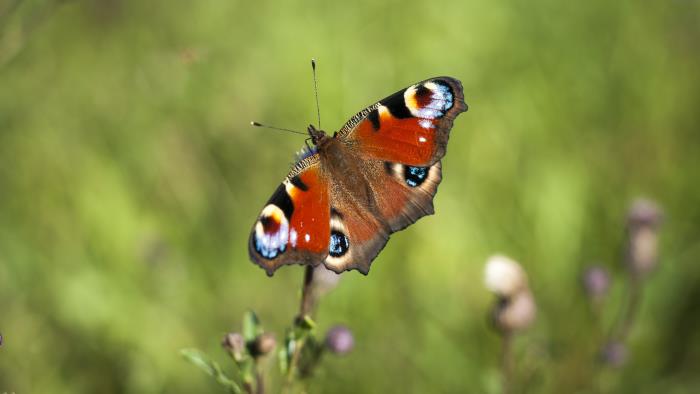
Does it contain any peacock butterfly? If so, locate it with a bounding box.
[249,76,468,276]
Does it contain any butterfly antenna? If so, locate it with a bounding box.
[250,121,307,136]
[311,58,321,129]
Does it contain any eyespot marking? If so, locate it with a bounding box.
[418,119,434,130]
[404,80,454,120]
[329,230,350,257]
[380,89,413,119]
[268,183,294,219]
[254,204,289,259]
[404,165,428,187]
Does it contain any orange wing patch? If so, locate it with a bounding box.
[338,77,467,167]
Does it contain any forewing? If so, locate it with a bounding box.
[248,156,330,276]
[337,77,467,167]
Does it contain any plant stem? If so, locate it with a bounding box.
[617,278,644,342]
[299,265,315,318]
[500,331,513,394]
[255,368,265,394]
[284,265,316,392]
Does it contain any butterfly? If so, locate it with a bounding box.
[249,77,467,276]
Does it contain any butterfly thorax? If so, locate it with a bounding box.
[306,124,372,205]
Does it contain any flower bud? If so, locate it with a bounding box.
[221,332,246,361]
[582,265,611,300]
[325,325,354,355]
[484,255,528,298]
[252,332,277,357]
[626,199,663,276]
[627,198,663,230]
[628,226,659,275]
[492,290,537,333]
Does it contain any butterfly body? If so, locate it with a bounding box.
[249,77,467,275]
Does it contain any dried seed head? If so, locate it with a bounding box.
[221,332,246,361]
[325,325,354,355]
[492,290,537,333]
[625,199,663,277]
[484,255,528,298]
[582,265,611,299]
[628,227,659,275]
[627,198,663,230]
[252,332,277,357]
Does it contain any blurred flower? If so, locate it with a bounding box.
[311,264,342,297]
[252,332,277,357]
[325,325,354,355]
[222,332,246,362]
[601,341,627,367]
[492,290,537,333]
[626,199,663,276]
[484,255,528,298]
[484,255,536,333]
[582,265,611,300]
[627,198,663,230]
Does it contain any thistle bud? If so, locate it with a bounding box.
[484,255,528,298]
[325,325,354,355]
[627,198,663,230]
[626,199,663,277]
[492,290,537,333]
[252,332,277,357]
[484,255,536,334]
[221,332,246,361]
[582,265,611,300]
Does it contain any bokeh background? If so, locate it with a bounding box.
[1,0,699,392]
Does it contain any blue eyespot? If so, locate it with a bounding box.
[404,166,428,187]
[329,231,349,257]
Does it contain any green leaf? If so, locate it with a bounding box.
[239,358,255,386]
[278,343,289,374]
[242,310,262,342]
[299,315,316,330]
[180,348,243,394]
[181,348,216,376]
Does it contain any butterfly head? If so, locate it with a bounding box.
[307,124,331,146]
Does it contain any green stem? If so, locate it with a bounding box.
[501,331,513,394]
[283,265,316,392]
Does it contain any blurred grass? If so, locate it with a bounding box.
[1,0,699,392]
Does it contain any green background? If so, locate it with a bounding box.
[1,0,699,392]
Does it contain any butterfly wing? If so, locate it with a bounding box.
[249,77,467,275]
[322,186,392,274]
[320,158,443,274]
[336,76,467,166]
[248,155,330,276]
[321,77,466,273]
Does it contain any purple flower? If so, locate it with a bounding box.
[582,266,611,299]
[325,325,354,355]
